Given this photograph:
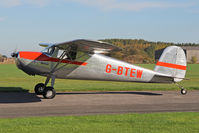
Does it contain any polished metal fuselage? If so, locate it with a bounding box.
[16,53,172,83]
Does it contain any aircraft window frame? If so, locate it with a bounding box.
[56,49,89,62]
[56,46,78,61]
[42,46,55,56]
[56,49,77,61]
[57,49,68,59]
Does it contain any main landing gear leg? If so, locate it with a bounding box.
[34,49,68,99]
[34,76,56,99]
[175,83,187,95]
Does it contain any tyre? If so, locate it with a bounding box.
[43,87,56,99]
[34,83,45,95]
[181,89,187,95]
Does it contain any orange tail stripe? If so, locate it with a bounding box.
[156,62,186,70]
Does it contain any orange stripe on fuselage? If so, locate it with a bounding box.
[156,61,186,70]
[19,51,88,66]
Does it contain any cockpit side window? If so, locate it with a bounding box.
[56,46,77,60]
[67,50,77,60]
[57,50,68,59]
[68,46,77,60]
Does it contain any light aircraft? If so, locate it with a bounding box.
[11,39,187,99]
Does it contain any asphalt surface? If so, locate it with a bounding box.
[0,91,199,118]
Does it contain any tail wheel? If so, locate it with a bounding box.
[181,89,187,95]
[34,83,45,95]
[43,87,56,99]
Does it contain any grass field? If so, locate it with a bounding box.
[0,64,198,92]
[0,112,199,133]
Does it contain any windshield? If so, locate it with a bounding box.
[42,46,55,56]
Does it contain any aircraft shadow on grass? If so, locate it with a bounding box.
[56,91,163,96]
[0,87,41,103]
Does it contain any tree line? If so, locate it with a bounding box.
[100,39,199,64]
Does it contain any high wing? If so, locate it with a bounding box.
[39,43,54,48]
[54,39,122,54]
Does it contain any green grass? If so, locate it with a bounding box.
[0,112,199,133]
[0,64,198,92]
[0,65,199,133]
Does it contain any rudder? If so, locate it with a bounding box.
[154,46,187,82]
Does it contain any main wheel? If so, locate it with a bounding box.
[43,87,56,99]
[34,83,45,95]
[181,89,187,95]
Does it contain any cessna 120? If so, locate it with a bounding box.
[11,39,187,99]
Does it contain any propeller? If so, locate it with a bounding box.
[11,48,18,58]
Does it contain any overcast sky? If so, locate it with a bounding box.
[0,0,199,56]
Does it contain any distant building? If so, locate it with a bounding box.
[0,58,15,64]
[155,46,199,63]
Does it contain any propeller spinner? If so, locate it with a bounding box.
[11,52,18,58]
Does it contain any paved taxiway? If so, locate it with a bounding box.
[0,91,199,118]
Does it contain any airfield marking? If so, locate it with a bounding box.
[0,91,198,118]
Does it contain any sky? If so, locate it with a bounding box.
[0,0,199,56]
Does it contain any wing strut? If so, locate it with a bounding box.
[44,48,69,87]
[50,50,68,73]
[54,53,87,72]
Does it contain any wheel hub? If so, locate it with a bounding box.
[38,87,44,93]
[46,90,53,97]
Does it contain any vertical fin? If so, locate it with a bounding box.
[154,46,187,82]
